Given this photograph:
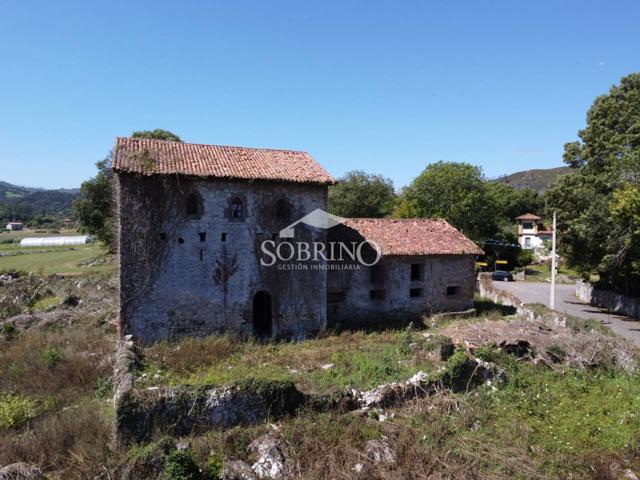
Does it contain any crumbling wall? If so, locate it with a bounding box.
[116,173,328,343]
[328,255,476,327]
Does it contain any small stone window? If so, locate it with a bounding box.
[446,286,460,297]
[231,198,244,219]
[410,288,424,298]
[198,232,206,242]
[411,263,423,281]
[328,290,345,303]
[370,289,385,300]
[177,237,185,244]
[221,233,227,242]
[186,192,203,218]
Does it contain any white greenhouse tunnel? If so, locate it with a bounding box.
[20,236,94,247]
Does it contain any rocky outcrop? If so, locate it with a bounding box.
[116,380,305,444]
[0,463,45,480]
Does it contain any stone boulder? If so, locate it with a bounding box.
[0,463,45,480]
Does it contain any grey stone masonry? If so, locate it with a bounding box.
[116,173,328,343]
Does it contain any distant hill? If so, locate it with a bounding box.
[0,181,80,222]
[496,166,573,192]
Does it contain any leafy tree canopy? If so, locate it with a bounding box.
[328,170,396,218]
[131,129,183,142]
[397,161,502,240]
[546,72,640,295]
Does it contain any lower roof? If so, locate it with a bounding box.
[330,218,483,256]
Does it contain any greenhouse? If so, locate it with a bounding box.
[20,235,93,247]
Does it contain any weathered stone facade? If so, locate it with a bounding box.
[327,255,476,327]
[113,138,482,343]
[116,174,328,343]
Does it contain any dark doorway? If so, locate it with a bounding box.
[252,291,272,338]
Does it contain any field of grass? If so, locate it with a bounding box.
[137,327,439,394]
[0,243,112,275]
[0,230,113,276]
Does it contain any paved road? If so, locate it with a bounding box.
[496,281,640,346]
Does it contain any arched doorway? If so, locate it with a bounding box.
[252,291,272,338]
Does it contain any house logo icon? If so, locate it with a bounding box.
[279,209,346,238]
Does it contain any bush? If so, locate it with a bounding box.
[164,450,202,480]
[40,347,64,369]
[1,324,17,340]
[0,393,40,429]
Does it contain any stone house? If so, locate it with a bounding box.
[327,218,481,326]
[113,137,334,343]
[113,137,481,343]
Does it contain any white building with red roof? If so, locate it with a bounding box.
[515,213,553,250]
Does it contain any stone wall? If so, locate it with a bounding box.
[576,279,640,319]
[327,255,476,327]
[116,174,328,343]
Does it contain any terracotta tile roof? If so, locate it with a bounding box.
[329,218,483,256]
[112,137,335,185]
[515,213,541,221]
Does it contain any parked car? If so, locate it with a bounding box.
[491,270,514,282]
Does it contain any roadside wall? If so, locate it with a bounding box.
[576,279,640,319]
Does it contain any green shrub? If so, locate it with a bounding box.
[95,376,113,399]
[0,393,40,429]
[40,346,64,368]
[204,454,223,479]
[440,350,480,392]
[164,450,202,480]
[1,323,17,340]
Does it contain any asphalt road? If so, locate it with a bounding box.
[496,280,640,346]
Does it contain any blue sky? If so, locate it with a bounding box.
[0,1,638,189]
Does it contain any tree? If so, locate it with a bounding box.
[131,129,182,142]
[74,129,182,252]
[545,73,640,295]
[328,170,396,218]
[397,161,501,240]
[73,155,116,251]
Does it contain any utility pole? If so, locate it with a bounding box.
[550,210,557,310]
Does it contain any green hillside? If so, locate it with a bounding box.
[496,166,573,192]
[0,181,79,223]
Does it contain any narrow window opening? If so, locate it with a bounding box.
[370,289,385,300]
[199,232,206,242]
[271,232,278,242]
[186,193,201,217]
[221,233,227,242]
[177,237,184,244]
[159,232,167,241]
[200,248,203,261]
[231,198,243,219]
[410,288,424,298]
[411,263,423,281]
[446,286,459,297]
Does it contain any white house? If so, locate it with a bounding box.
[515,213,552,250]
[5,222,24,231]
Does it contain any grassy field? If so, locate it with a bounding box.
[0,232,112,275]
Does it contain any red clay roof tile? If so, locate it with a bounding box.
[112,137,335,185]
[330,218,483,256]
